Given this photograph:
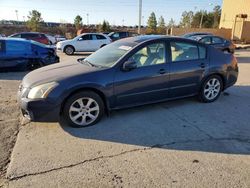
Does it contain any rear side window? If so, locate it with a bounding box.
[22,33,38,38]
[6,41,31,54]
[170,42,199,62]
[95,35,106,40]
[200,37,211,44]
[198,46,206,59]
[212,37,223,44]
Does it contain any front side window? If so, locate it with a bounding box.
[79,34,92,40]
[131,43,166,67]
[170,42,199,62]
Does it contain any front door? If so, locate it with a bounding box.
[113,42,170,107]
[168,40,208,98]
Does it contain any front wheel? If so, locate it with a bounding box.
[64,46,75,55]
[62,91,104,128]
[199,75,223,103]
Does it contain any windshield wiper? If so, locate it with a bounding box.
[77,58,107,68]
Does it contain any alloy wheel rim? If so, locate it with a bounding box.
[204,78,221,100]
[69,97,99,126]
[66,47,73,54]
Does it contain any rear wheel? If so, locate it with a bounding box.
[64,46,75,55]
[62,91,104,127]
[199,75,223,103]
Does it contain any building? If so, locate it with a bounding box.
[220,0,250,42]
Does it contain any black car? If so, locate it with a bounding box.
[18,35,238,128]
[0,38,59,71]
[182,32,213,38]
[108,32,131,41]
[189,35,235,53]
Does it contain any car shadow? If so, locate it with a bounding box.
[61,86,250,155]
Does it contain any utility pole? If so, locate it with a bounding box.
[138,0,142,34]
[15,10,19,22]
[87,13,89,25]
[199,11,204,28]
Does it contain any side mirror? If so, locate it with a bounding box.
[123,60,137,71]
[78,38,83,41]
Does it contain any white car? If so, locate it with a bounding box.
[56,33,111,55]
[46,34,56,45]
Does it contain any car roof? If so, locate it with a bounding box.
[0,38,31,42]
[11,32,45,35]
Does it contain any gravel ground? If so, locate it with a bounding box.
[0,72,27,187]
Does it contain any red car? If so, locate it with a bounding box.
[9,32,50,45]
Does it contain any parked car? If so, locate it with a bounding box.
[9,32,50,45]
[0,34,6,38]
[0,38,59,72]
[56,33,111,55]
[18,35,238,127]
[108,32,131,41]
[54,35,66,42]
[189,35,235,53]
[46,34,57,45]
[182,32,213,38]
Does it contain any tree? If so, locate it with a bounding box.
[26,10,43,31]
[157,16,166,34]
[179,11,193,28]
[147,12,157,33]
[74,15,83,30]
[213,5,221,28]
[167,18,176,28]
[98,20,111,32]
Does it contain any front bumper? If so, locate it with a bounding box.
[20,98,61,122]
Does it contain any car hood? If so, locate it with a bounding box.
[22,62,99,88]
[58,39,73,45]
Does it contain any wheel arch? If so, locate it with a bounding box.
[201,73,226,91]
[60,87,109,115]
[63,45,75,53]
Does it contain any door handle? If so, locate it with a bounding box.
[199,63,206,68]
[158,69,166,74]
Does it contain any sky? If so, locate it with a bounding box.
[0,0,222,26]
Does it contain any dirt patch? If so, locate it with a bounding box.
[0,73,26,186]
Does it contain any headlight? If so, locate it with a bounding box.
[28,82,58,99]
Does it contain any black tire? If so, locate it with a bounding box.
[62,91,104,128]
[100,44,106,48]
[64,45,75,55]
[199,75,223,103]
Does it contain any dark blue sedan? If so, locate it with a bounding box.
[18,35,238,127]
[0,38,59,71]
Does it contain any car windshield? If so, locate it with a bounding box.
[82,41,136,68]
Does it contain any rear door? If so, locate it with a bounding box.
[93,34,107,50]
[168,40,208,98]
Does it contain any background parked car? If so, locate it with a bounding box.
[46,34,57,45]
[9,32,50,45]
[54,35,66,42]
[108,32,132,41]
[56,33,111,55]
[0,34,6,38]
[0,38,59,72]
[182,32,213,38]
[189,35,235,53]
